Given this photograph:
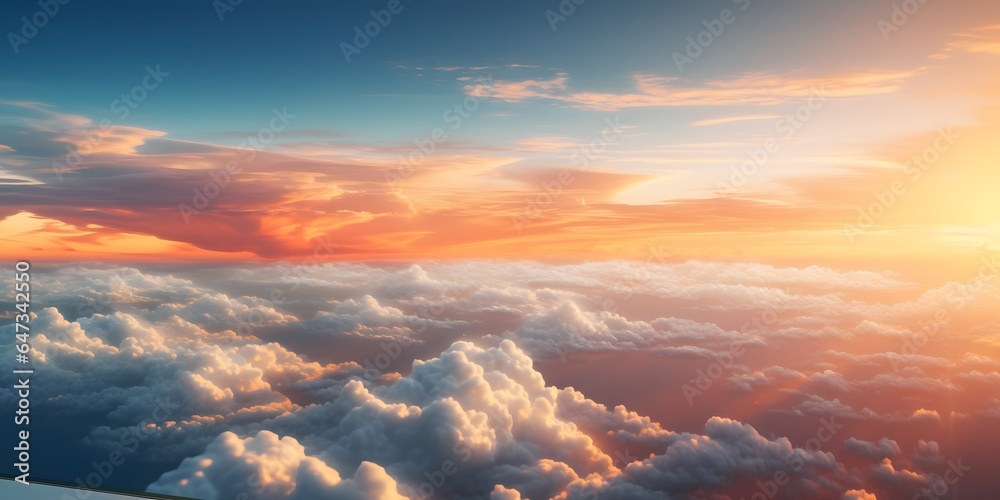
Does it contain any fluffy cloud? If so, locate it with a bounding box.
[148,340,853,499]
[0,303,361,463]
[305,294,464,339]
[842,489,878,500]
[147,431,407,500]
[0,262,993,498]
[26,260,990,361]
[785,395,943,424]
[842,438,902,461]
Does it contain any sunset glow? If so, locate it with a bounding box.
[1,1,999,499]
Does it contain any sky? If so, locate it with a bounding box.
[0,0,998,282]
[2,1,1000,499]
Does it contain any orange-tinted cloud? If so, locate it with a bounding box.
[946,25,1000,55]
[468,70,919,110]
[3,25,999,270]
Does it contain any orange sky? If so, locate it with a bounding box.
[2,24,999,286]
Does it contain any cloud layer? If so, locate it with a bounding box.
[0,261,995,498]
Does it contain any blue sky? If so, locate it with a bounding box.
[2,0,907,141]
[1,0,979,146]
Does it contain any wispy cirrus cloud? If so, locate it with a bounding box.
[691,114,782,127]
[944,24,1000,56]
[466,70,919,111]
